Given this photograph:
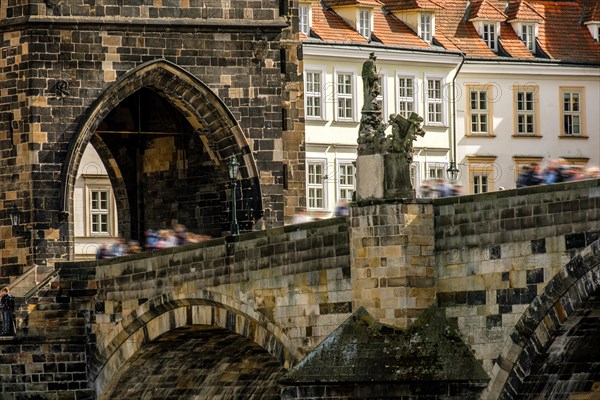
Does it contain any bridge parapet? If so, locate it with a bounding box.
[432,179,600,374]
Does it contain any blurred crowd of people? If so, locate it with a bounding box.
[419,179,463,198]
[96,224,211,260]
[517,159,600,188]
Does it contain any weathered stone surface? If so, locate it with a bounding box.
[281,307,489,399]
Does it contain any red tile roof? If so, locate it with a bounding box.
[506,0,545,22]
[372,7,431,47]
[310,2,370,42]
[533,0,600,63]
[498,21,535,58]
[325,0,383,6]
[468,0,507,20]
[380,0,445,11]
[580,0,600,22]
[302,0,600,64]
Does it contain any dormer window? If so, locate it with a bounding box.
[420,13,433,43]
[299,6,311,36]
[521,24,535,51]
[358,9,372,38]
[483,23,497,51]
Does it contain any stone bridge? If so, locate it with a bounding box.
[1,179,599,400]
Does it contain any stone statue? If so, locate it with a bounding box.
[387,112,426,162]
[361,52,380,112]
[355,53,427,200]
[384,112,426,199]
[357,52,385,155]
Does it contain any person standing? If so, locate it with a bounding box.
[0,287,16,336]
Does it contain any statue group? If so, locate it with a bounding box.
[356,53,426,199]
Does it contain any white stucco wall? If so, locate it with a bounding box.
[303,44,463,213]
[455,63,600,192]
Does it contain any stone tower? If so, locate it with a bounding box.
[0,0,305,283]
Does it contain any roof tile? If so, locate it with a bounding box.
[309,3,370,42]
[372,7,430,47]
[468,0,507,20]
[506,0,545,22]
[381,0,445,11]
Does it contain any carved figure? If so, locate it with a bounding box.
[387,112,426,163]
[357,53,385,155]
[361,52,380,112]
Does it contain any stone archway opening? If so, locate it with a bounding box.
[99,325,286,400]
[65,60,264,258]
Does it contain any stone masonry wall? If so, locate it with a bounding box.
[88,217,351,360]
[0,0,303,283]
[433,179,600,375]
[350,200,436,328]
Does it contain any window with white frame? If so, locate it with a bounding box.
[358,10,371,38]
[305,70,323,119]
[89,188,110,235]
[561,89,583,135]
[426,78,443,124]
[514,86,538,135]
[420,13,432,43]
[483,23,497,51]
[307,161,325,209]
[428,163,448,179]
[338,163,355,201]
[336,72,354,120]
[397,76,415,118]
[522,24,535,51]
[468,86,491,135]
[299,6,310,35]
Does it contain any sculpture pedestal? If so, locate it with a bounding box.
[356,154,384,201]
[384,153,415,200]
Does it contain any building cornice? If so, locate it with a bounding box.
[302,42,464,65]
[462,60,600,76]
[0,16,289,33]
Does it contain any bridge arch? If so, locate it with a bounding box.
[488,240,600,399]
[92,288,303,399]
[61,58,263,243]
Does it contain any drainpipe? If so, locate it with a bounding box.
[448,53,466,183]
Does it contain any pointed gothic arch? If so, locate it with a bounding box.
[61,59,263,245]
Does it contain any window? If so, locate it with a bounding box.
[467,156,496,194]
[397,76,416,118]
[560,88,584,136]
[308,161,326,209]
[299,6,310,35]
[338,163,355,201]
[513,85,538,135]
[358,10,371,38]
[420,13,432,43]
[483,23,497,51]
[467,86,492,135]
[428,163,448,179]
[90,189,110,235]
[336,72,354,120]
[305,70,323,119]
[426,78,444,125]
[522,24,534,51]
[473,174,489,194]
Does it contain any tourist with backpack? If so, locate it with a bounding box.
[0,287,15,336]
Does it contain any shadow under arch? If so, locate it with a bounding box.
[487,240,600,399]
[60,58,262,242]
[92,288,303,399]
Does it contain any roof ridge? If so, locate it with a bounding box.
[520,0,546,20]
